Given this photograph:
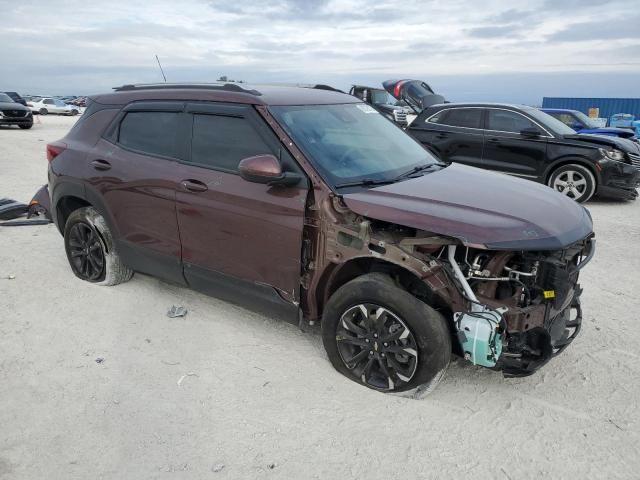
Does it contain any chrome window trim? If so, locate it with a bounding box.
[425,106,555,138]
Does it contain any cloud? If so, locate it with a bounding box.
[466,24,522,38]
[547,15,640,42]
[0,0,637,100]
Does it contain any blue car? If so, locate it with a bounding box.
[541,108,637,141]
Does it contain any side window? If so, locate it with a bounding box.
[118,111,181,158]
[563,113,581,127]
[190,114,272,171]
[437,108,482,129]
[487,110,536,133]
[44,99,54,105]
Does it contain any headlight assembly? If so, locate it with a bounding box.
[599,148,626,162]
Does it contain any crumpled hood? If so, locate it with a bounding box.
[565,133,640,154]
[580,127,636,139]
[342,164,593,251]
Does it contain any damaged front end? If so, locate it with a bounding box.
[318,194,595,378]
[445,238,594,376]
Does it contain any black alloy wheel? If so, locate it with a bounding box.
[336,303,418,390]
[67,222,105,281]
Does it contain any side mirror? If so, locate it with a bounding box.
[571,123,584,130]
[238,154,301,187]
[520,127,541,138]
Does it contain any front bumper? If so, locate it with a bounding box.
[0,112,33,125]
[498,293,583,377]
[491,236,595,377]
[597,158,640,200]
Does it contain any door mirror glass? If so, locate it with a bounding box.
[520,127,541,138]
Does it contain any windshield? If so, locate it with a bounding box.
[572,110,599,129]
[270,103,440,187]
[524,107,576,136]
[0,93,13,102]
[370,90,397,106]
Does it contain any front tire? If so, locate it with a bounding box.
[39,108,48,115]
[64,207,133,286]
[322,274,451,395]
[19,123,33,129]
[547,164,596,203]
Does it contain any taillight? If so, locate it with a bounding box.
[393,80,405,99]
[46,142,67,162]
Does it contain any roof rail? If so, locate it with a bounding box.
[112,82,262,96]
[254,82,344,93]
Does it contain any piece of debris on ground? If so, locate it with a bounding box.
[167,305,188,318]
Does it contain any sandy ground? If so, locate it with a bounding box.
[1,116,639,480]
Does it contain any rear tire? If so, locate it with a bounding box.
[322,273,451,395]
[64,207,133,286]
[39,108,48,115]
[547,164,596,203]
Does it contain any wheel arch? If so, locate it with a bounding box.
[543,157,600,187]
[314,257,449,321]
[52,182,118,238]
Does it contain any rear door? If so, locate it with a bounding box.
[481,108,548,178]
[85,102,186,283]
[175,102,308,305]
[411,107,484,166]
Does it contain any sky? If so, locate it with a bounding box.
[1,0,639,104]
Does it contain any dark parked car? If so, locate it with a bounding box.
[0,92,33,129]
[541,108,637,141]
[3,91,27,106]
[349,85,411,126]
[46,83,595,394]
[403,101,640,202]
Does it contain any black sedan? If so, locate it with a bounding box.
[405,102,639,202]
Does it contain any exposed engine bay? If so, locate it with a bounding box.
[319,206,595,377]
[447,239,594,376]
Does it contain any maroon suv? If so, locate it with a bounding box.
[47,83,595,394]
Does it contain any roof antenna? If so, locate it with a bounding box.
[155,55,167,82]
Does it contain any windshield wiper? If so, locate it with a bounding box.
[393,163,443,181]
[334,178,397,189]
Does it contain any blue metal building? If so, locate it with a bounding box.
[542,97,640,123]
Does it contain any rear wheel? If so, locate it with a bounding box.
[64,207,133,286]
[322,274,451,395]
[547,164,596,203]
[39,108,48,115]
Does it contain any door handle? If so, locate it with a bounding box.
[181,179,208,193]
[91,159,112,171]
[435,133,448,139]
[487,137,500,143]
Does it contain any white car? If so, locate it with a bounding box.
[27,97,79,116]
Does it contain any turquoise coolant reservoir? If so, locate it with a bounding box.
[454,309,504,368]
